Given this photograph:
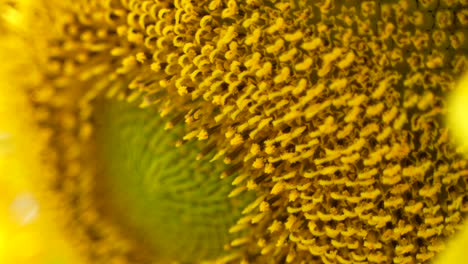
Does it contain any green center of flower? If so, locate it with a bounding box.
[94,99,251,263]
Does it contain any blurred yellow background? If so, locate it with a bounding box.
[434,71,468,264]
[0,53,81,263]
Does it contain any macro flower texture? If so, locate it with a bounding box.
[1,0,468,263]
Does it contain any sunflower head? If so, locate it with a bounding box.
[3,0,468,263]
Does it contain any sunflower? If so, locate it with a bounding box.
[1,0,468,263]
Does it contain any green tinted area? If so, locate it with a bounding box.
[94,99,252,263]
